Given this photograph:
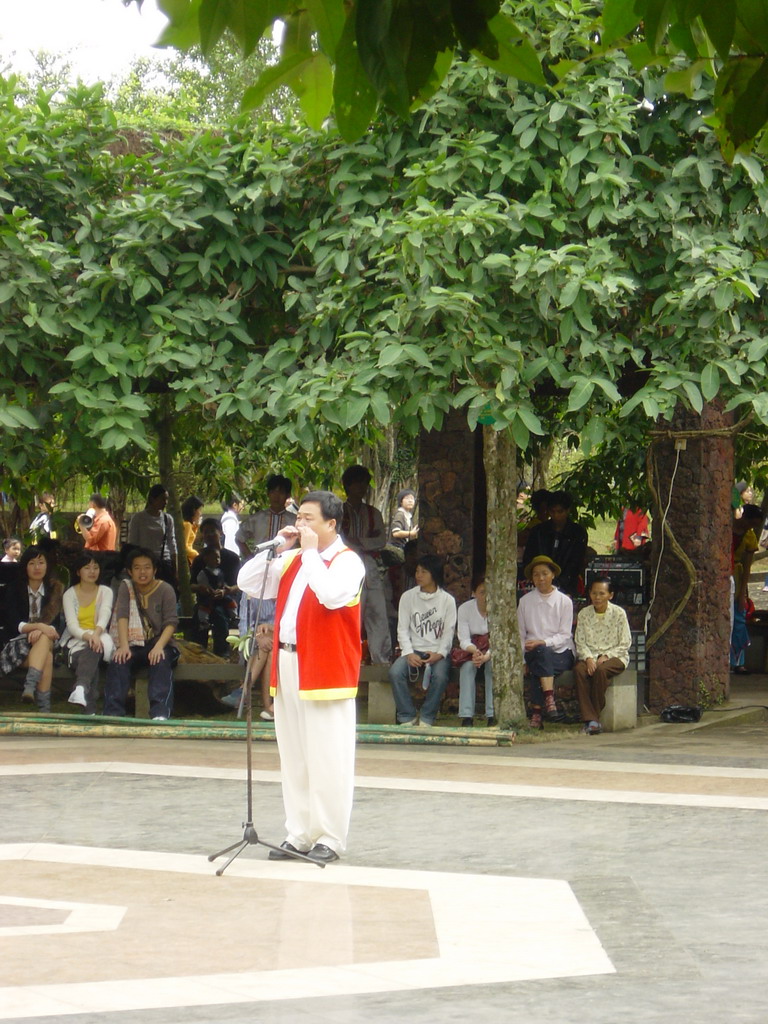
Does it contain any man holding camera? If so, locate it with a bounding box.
[80,494,117,551]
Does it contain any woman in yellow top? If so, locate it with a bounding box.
[181,495,204,565]
[61,554,114,714]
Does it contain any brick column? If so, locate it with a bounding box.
[418,410,484,602]
[648,403,733,710]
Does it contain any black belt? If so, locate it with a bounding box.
[279,642,297,652]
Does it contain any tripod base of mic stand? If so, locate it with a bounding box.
[208,823,324,875]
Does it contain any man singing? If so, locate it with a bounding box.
[237,490,365,863]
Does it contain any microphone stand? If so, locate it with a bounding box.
[208,544,322,873]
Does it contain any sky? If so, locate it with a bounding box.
[0,0,172,83]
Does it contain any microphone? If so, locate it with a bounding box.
[252,536,284,553]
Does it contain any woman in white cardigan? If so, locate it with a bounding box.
[61,554,114,714]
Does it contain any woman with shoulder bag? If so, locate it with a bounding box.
[104,548,179,721]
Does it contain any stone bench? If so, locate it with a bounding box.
[552,668,638,732]
[366,665,639,731]
[4,661,243,719]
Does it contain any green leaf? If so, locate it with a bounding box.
[567,378,595,412]
[156,0,204,49]
[602,0,641,44]
[700,0,736,61]
[370,390,391,424]
[241,53,312,112]
[303,0,345,61]
[700,363,721,401]
[333,10,379,140]
[511,414,530,449]
[516,406,544,434]
[682,379,703,413]
[478,14,546,86]
[295,53,335,130]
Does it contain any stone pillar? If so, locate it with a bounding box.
[648,403,733,710]
[418,410,483,602]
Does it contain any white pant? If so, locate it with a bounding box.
[274,650,357,854]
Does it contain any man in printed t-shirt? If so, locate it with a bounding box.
[389,554,456,727]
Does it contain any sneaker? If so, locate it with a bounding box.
[152,716,168,721]
[68,686,87,707]
[220,689,243,709]
[417,719,433,728]
[583,720,602,735]
[486,717,497,728]
[259,709,274,721]
[460,717,473,727]
[399,717,418,726]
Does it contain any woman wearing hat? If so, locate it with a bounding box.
[517,554,575,729]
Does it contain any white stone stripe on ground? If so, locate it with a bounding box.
[0,844,613,1019]
[1,762,768,810]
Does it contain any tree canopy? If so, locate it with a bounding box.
[4,0,768,513]
[146,0,768,154]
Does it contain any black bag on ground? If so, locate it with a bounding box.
[660,704,702,723]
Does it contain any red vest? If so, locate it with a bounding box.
[270,548,362,700]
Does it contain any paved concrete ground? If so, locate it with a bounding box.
[2,676,768,1024]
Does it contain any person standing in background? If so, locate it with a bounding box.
[80,494,117,551]
[341,464,392,666]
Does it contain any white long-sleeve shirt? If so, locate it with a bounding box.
[517,587,575,654]
[457,598,489,650]
[237,536,365,645]
[397,586,457,658]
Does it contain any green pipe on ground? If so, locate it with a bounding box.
[0,713,518,746]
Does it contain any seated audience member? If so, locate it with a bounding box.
[2,537,21,562]
[342,464,392,665]
[517,554,575,730]
[389,554,457,727]
[190,519,240,659]
[127,485,177,587]
[79,494,117,551]
[0,545,63,713]
[103,548,178,720]
[61,554,114,714]
[732,504,763,672]
[181,495,204,565]
[220,624,275,720]
[522,490,587,598]
[455,577,494,727]
[389,489,419,548]
[192,547,239,656]
[614,507,649,551]
[220,493,244,555]
[573,577,631,734]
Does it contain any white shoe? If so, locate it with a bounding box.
[68,686,87,707]
[400,717,418,726]
[417,720,433,728]
[259,709,274,721]
[152,716,168,721]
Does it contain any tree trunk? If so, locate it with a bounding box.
[483,426,525,723]
[156,397,193,616]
